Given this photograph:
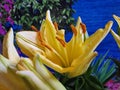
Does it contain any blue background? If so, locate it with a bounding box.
[72,0,120,59]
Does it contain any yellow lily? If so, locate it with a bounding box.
[17,54,66,90]
[2,28,20,66]
[16,10,113,78]
[0,28,31,90]
[110,15,120,48]
[1,28,66,90]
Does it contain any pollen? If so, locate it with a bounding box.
[70,24,77,36]
[31,25,39,32]
[80,23,86,34]
[56,37,66,47]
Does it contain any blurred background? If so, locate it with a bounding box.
[0,0,120,89]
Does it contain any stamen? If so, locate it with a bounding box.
[31,25,39,32]
[53,22,58,31]
[56,37,66,47]
[38,31,52,51]
[80,23,86,34]
[70,24,77,36]
[37,31,52,51]
[41,42,53,51]
[38,32,43,42]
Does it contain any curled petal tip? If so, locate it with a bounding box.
[107,21,113,26]
[3,28,20,65]
[78,16,82,22]
[110,30,120,48]
[113,14,118,19]
[46,10,51,21]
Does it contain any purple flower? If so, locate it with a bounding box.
[0,23,7,35]
[105,80,120,90]
[3,4,11,12]
[111,83,120,90]
[105,80,114,88]
[6,16,14,24]
[4,0,13,4]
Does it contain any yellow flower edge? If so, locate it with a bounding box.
[110,15,120,48]
[110,30,120,48]
[16,10,113,78]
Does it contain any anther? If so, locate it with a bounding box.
[56,37,66,47]
[53,22,58,31]
[31,25,39,32]
[38,32,43,42]
[37,32,52,51]
[41,42,52,51]
[70,24,77,36]
[80,23,86,34]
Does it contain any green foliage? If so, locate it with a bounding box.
[61,75,104,90]
[55,70,104,90]
[90,51,116,83]
[12,0,77,30]
[109,57,120,80]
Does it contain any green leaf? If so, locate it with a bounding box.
[90,51,116,83]
[109,57,120,68]
[117,26,120,36]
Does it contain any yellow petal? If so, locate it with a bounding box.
[18,56,66,90]
[18,58,52,89]
[17,70,51,90]
[113,15,120,27]
[0,55,30,90]
[45,11,70,67]
[69,52,97,78]
[110,30,120,48]
[34,54,66,90]
[2,28,20,65]
[16,31,40,47]
[44,11,59,49]
[38,53,74,73]
[0,55,10,71]
[83,21,113,54]
[71,21,112,77]
[16,32,44,59]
